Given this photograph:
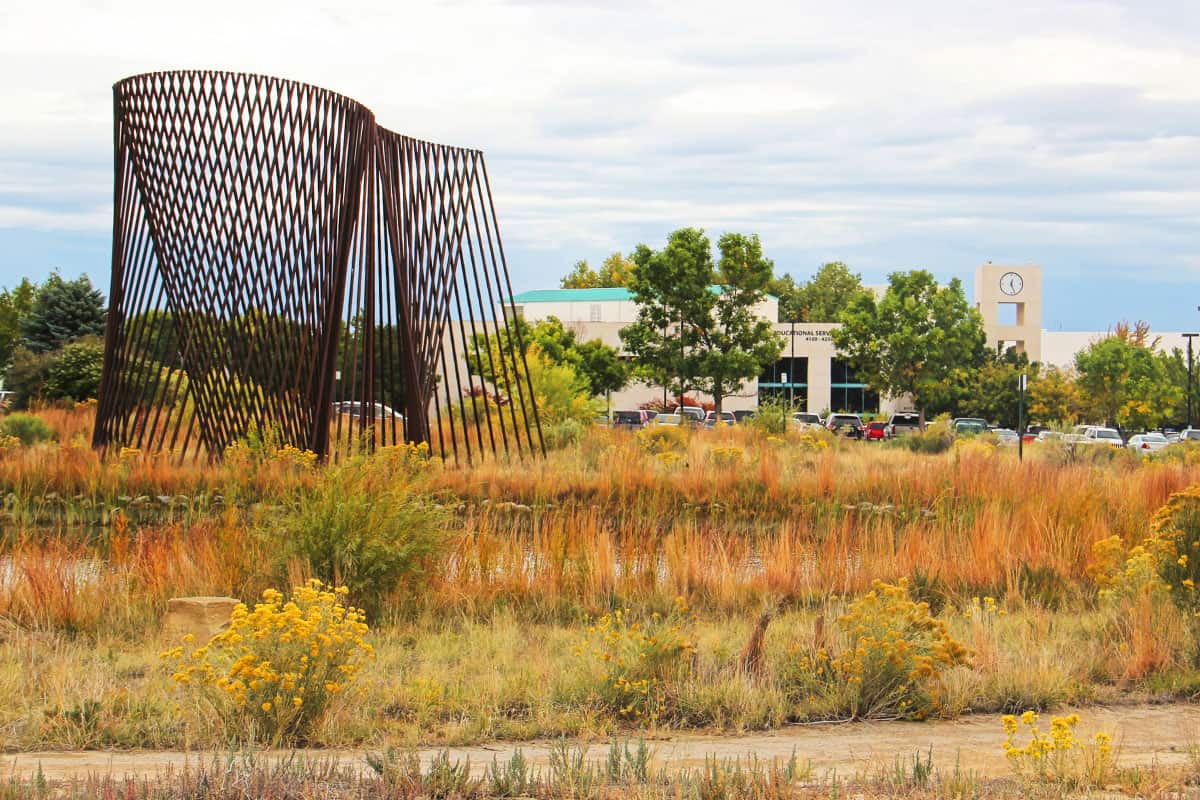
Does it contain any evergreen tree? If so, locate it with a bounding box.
[22,273,106,353]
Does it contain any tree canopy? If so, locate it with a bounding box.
[1073,329,1181,429]
[0,278,36,373]
[832,270,988,421]
[559,252,636,289]
[21,273,106,354]
[619,228,783,414]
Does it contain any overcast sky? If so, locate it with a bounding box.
[2,0,1199,330]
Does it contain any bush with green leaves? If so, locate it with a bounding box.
[44,336,104,402]
[746,398,789,435]
[0,412,56,445]
[268,444,447,619]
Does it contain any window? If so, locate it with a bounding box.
[589,304,602,322]
[758,356,808,407]
[829,358,879,414]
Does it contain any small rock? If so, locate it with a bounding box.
[163,596,240,643]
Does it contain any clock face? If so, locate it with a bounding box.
[1000,271,1023,296]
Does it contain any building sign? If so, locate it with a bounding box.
[787,328,835,344]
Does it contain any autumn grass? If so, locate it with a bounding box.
[3,408,1200,754]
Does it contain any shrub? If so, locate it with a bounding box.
[0,412,55,445]
[163,580,373,745]
[1002,711,1113,787]
[43,336,104,402]
[635,424,688,454]
[574,598,696,722]
[783,580,970,720]
[269,443,447,619]
[746,399,789,435]
[891,420,952,454]
[1143,486,1200,663]
[543,417,586,450]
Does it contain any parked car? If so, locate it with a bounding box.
[731,410,756,423]
[826,413,865,438]
[951,417,988,436]
[1179,428,1200,443]
[333,401,403,421]
[886,412,921,437]
[612,409,652,429]
[791,411,824,431]
[653,413,682,426]
[864,420,889,441]
[993,428,1019,446]
[1080,426,1124,447]
[1036,430,1064,443]
[1127,432,1169,454]
[673,405,706,424]
[703,410,737,428]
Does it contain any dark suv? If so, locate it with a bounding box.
[826,413,866,438]
[613,410,651,429]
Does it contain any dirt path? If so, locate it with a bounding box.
[4,703,1199,782]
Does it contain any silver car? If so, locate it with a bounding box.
[1127,433,1169,454]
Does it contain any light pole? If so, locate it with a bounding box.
[789,318,796,408]
[1184,332,1199,430]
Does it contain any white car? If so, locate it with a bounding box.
[993,428,1019,446]
[1127,433,1169,454]
[1080,427,1123,447]
[791,412,824,431]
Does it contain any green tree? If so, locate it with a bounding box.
[576,338,629,414]
[832,270,989,425]
[43,336,104,402]
[766,272,803,322]
[620,228,783,414]
[1074,332,1180,429]
[466,316,625,398]
[596,252,635,287]
[1028,366,1085,426]
[959,348,1035,428]
[0,279,35,374]
[22,273,106,353]
[793,261,872,322]
[561,252,635,289]
[560,260,601,289]
[4,346,54,409]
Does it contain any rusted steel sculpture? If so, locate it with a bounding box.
[94,70,542,462]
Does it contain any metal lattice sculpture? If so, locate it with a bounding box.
[94,70,542,462]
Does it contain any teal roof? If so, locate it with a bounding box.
[511,288,631,302]
[511,287,777,303]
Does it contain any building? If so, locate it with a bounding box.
[510,262,1195,415]
[510,288,878,414]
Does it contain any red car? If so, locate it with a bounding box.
[864,421,889,441]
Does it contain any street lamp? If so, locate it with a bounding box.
[1185,331,1200,430]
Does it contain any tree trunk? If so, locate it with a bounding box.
[919,407,926,431]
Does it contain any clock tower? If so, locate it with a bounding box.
[973,263,1042,362]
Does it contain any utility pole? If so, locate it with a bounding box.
[1018,372,1027,463]
[1185,332,1199,429]
[789,318,796,408]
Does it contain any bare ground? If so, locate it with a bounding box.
[3,703,1199,782]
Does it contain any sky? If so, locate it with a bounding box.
[2,0,1199,331]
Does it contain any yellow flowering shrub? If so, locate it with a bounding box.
[784,580,970,720]
[709,446,743,468]
[273,444,318,470]
[635,425,688,455]
[789,431,831,452]
[162,580,373,745]
[1002,711,1113,787]
[575,598,696,722]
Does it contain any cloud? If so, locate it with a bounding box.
[3,0,1200,328]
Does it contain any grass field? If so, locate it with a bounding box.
[3,409,1200,796]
